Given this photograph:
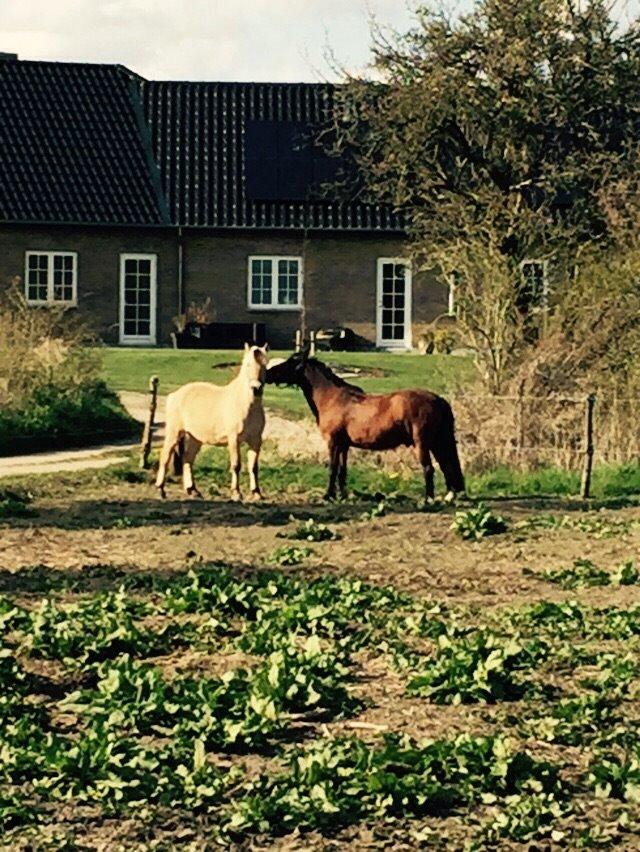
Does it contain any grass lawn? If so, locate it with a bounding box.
[99,347,477,418]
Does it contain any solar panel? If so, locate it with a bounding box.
[244,119,342,201]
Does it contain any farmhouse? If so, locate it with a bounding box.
[0,54,449,349]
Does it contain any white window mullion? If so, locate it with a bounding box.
[24,251,77,306]
[248,255,302,310]
[47,254,54,303]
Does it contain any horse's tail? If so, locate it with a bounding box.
[436,400,466,494]
[172,434,184,476]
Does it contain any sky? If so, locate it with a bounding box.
[0,0,420,82]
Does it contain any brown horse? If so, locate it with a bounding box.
[266,349,465,501]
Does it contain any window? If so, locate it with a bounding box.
[248,256,302,310]
[25,252,77,305]
[520,259,549,309]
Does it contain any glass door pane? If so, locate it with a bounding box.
[379,262,408,344]
[120,255,156,343]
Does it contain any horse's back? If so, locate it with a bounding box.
[337,387,452,450]
[166,381,237,444]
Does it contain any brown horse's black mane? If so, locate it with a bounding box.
[306,358,365,396]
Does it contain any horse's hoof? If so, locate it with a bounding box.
[324,492,336,502]
[230,491,242,502]
[187,488,203,500]
[248,490,263,502]
[443,490,455,504]
[157,486,166,500]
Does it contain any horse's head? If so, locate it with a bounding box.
[265,347,309,387]
[241,342,270,397]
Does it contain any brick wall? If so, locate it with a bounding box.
[0,224,177,345]
[0,225,449,348]
[183,229,448,349]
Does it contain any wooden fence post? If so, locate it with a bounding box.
[515,380,525,459]
[309,330,316,357]
[140,375,159,470]
[580,393,596,499]
[295,329,302,352]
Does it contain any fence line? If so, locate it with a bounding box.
[3,384,638,499]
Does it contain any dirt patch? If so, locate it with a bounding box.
[2,477,639,610]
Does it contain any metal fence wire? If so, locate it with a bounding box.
[454,392,639,493]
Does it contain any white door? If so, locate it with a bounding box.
[376,258,412,349]
[119,253,157,345]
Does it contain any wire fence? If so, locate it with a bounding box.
[3,383,638,499]
[454,392,640,492]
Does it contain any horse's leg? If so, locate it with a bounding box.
[432,440,465,502]
[246,436,262,500]
[338,446,349,499]
[156,430,180,499]
[413,431,435,501]
[325,436,341,500]
[182,434,203,498]
[228,436,242,501]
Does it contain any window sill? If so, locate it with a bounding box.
[247,305,302,312]
[26,300,77,308]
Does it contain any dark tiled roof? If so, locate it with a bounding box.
[0,60,168,226]
[0,59,402,232]
[140,80,403,231]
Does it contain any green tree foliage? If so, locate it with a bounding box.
[335,0,640,390]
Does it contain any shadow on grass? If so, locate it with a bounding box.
[0,490,456,532]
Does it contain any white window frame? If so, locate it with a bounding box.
[376,257,412,350]
[520,259,549,309]
[119,253,157,346]
[247,255,303,311]
[24,251,78,306]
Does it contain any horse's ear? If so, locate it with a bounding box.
[244,342,250,352]
[262,343,270,354]
[300,343,311,361]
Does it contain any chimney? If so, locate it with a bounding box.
[0,53,18,61]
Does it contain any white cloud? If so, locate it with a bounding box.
[3,0,637,82]
[0,0,417,81]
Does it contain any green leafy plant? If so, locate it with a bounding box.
[23,589,177,665]
[531,558,639,590]
[450,503,507,540]
[408,632,548,704]
[225,733,560,837]
[267,545,314,566]
[278,517,339,542]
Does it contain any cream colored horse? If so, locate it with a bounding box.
[156,344,269,500]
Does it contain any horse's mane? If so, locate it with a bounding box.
[307,358,365,396]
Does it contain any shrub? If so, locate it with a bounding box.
[0,284,136,454]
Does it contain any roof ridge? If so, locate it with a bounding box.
[144,78,335,87]
[3,57,143,75]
